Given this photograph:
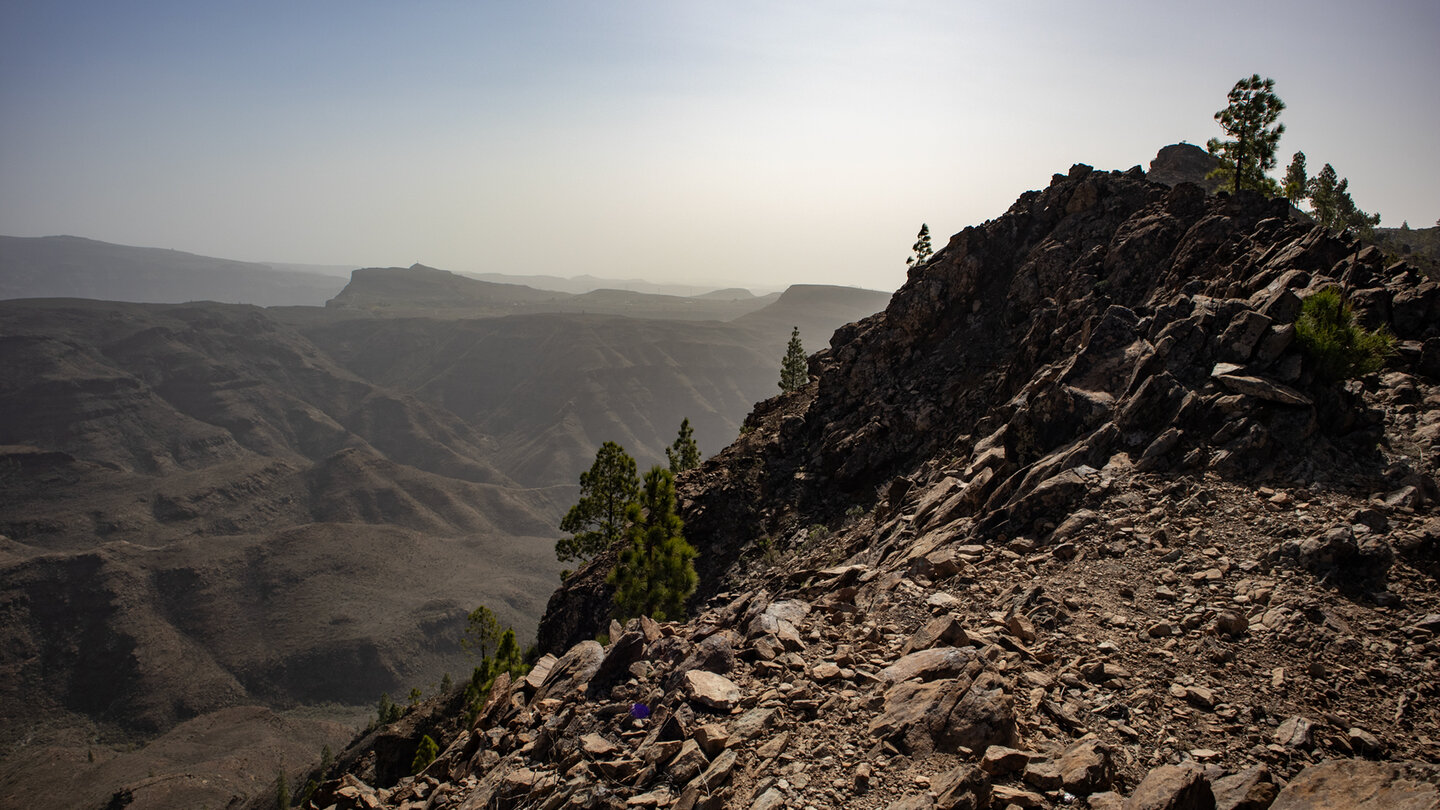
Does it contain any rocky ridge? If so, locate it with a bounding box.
[305,160,1440,809]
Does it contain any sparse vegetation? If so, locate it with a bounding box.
[1375,222,1440,277]
[558,441,640,564]
[779,326,808,393]
[666,417,701,473]
[609,467,698,622]
[1206,74,1285,196]
[458,604,531,722]
[1294,288,1394,382]
[754,536,779,567]
[373,692,403,727]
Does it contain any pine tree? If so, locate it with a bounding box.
[1337,189,1380,239]
[609,467,697,622]
[460,604,500,666]
[666,417,701,473]
[557,442,639,563]
[374,692,403,725]
[491,627,524,679]
[1282,151,1308,205]
[411,735,439,774]
[1206,74,1285,196]
[1307,163,1379,235]
[906,223,933,273]
[1308,163,1341,228]
[779,326,808,393]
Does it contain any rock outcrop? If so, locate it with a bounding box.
[311,154,1440,809]
[1146,143,1222,193]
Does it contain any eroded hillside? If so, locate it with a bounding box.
[0,281,889,809]
[0,301,566,746]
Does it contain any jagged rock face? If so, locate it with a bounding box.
[542,164,1438,651]
[691,167,1433,597]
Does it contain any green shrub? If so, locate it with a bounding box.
[411,735,439,774]
[1294,288,1394,382]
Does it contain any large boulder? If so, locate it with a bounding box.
[533,640,605,703]
[1124,763,1213,810]
[869,671,1017,755]
[1057,737,1117,795]
[1270,759,1440,810]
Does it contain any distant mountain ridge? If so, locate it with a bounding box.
[0,235,351,306]
[1,234,879,313]
[465,271,784,297]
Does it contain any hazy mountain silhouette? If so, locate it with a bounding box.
[466,271,781,297]
[325,263,787,321]
[0,235,350,306]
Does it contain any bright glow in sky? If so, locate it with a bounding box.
[2,1,1437,292]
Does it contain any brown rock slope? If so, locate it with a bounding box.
[314,164,1438,809]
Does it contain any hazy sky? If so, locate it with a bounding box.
[2,2,1436,292]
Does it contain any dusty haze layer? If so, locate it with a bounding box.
[2,2,1437,292]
